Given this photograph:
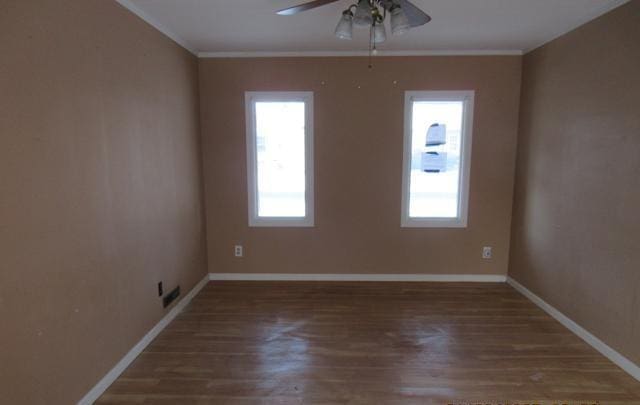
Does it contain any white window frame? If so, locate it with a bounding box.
[401,90,475,228]
[245,91,314,227]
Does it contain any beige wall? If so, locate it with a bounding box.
[509,1,640,365]
[200,56,522,276]
[0,1,207,403]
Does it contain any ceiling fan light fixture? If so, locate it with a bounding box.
[390,5,410,35]
[275,0,431,67]
[373,19,386,43]
[353,0,373,27]
[334,9,354,40]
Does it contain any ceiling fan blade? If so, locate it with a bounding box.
[276,0,341,15]
[399,0,432,27]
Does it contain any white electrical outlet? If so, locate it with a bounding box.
[482,246,492,259]
[234,245,243,257]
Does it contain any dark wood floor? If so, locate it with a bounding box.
[97,282,640,404]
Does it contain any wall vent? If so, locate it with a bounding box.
[162,286,180,308]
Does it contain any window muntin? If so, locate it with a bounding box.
[245,92,314,227]
[401,91,474,228]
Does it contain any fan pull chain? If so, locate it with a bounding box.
[368,24,373,69]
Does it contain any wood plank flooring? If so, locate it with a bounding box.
[97,282,640,404]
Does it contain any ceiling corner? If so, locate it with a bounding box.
[115,0,198,55]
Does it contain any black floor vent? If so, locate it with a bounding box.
[163,285,180,308]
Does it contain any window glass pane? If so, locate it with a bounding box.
[255,101,306,217]
[409,101,464,218]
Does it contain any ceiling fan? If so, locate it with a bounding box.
[277,0,431,44]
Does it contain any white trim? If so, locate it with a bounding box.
[401,91,475,228]
[524,0,631,53]
[77,274,210,405]
[245,91,315,228]
[114,0,197,55]
[507,277,640,382]
[209,273,506,282]
[199,50,522,58]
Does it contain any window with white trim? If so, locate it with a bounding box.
[401,91,475,228]
[245,92,314,227]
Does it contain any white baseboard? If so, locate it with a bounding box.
[209,273,507,282]
[507,277,640,382]
[77,274,210,405]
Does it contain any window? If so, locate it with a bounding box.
[245,92,314,227]
[401,91,475,228]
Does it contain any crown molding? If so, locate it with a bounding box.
[115,0,197,55]
[198,49,523,58]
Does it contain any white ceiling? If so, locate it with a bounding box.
[118,0,629,56]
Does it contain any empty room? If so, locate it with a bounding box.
[2,0,639,403]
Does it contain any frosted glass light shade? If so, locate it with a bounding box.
[373,22,386,43]
[334,11,354,40]
[353,0,373,27]
[390,6,410,35]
